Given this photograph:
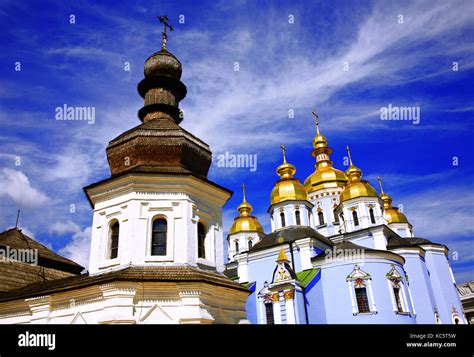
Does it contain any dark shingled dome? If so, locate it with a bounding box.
[144,49,182,79]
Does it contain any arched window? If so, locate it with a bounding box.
[369,207,376,224]
[352,210,359,226]
[318,211,325,226]
[347,265,374,315]
[295,210,301,225]
[393,286,403,312]
[235,240,239,254]
[109,221,120,259]
[151,218,167,256]
[248,239,253,250]
[198,222,206,259]
[280,212,286,227]
[333,209,339,224]
[355,286,370,313]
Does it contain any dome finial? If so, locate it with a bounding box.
[312,110,320,135]
[158,15,174,50]
[237,184,252,217]
[242,183,247,202]
[280,144,287,163]
[346,145,353,166]
[378,176,393,209]
[377,176,384,194]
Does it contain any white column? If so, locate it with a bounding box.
[367,279,377,312]
[284,291,296,324]
[387,280,397,312]
[400,284,410,313]
[406,284,416,316]
[347,281,357,314]
[272,293,282,324]
[258,299,266,325]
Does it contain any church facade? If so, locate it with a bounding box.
[0,23,467,324]
[225,120,466,324]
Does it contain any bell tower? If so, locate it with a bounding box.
[84,18,232,275]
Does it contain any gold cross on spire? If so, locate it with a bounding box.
[346,145,353,165]
[312,110,320,135]
[158,15,174,50]
[281,144,287,163]
[377,176,384,193]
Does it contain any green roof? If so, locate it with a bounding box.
[296,268,320,287]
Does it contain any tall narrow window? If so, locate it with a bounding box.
[235,240,239,254]
[280,212,286,227]
[198,222,206,259]
[248,239,253,250]
[318,211,325,226]
[352,210,359,226]
[333,209,339,224]
[109,221,120,259]
[151,218,167,256]
[295,210,301,225]
[393,287,403,312]
[265,303,274,325]
[369,207,376,224]
[355,287,370,313]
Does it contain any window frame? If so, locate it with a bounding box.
[317,210,325,226]
[295,210,301,225]
[352,209,359,226]
[197,221,207,259]
[369,207,376,224]
[109,220,120,260]
[280,212,286,228]
[151,217,167,256]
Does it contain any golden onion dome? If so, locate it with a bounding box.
[229,184,264,234]
[340,146,379,202]
[313,132,328,149]
[377,177,410,224]
[305,111,348,193]
[383,208,409,224]
[270,145,307,206]
[304,167,348,192]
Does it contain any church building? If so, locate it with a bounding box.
[225,114,466,324]
[0,20,249,324]
[0,21,466,325]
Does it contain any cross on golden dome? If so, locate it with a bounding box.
[280,144,287,163]
[346,145,353,166]
[312,110,320,135]
[377,176,384,193]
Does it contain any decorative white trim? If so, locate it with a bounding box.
[366,279,377,313]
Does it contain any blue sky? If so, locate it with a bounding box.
[0,0,473,283]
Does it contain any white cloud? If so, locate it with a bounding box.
[58,226,91,269]
[180,0,474,154]
[0,168,50,207]
[50,220,80,235]
[400,186,474,239]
